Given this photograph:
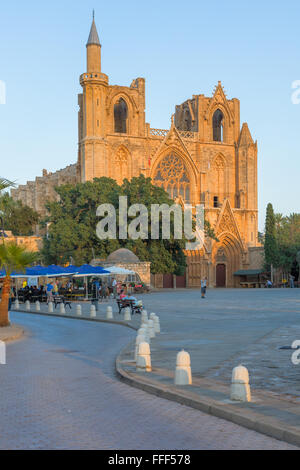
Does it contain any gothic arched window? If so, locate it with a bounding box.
[153,153,191,202]
[213,109,224,142]
[114,98,128,133]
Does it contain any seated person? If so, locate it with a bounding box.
[123,294,143,308]
[119,289,126,300]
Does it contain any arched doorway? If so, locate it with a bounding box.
[213,233,243,287]
[216,263,226,287]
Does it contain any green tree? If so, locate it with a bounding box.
[0,193,39,235]
[264,203,278,271]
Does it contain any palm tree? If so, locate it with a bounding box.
[0,178,14,192]
[0,242,37,327]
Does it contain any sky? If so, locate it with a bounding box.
[1,0,300,231]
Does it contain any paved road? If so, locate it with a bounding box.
[0,312,295,449]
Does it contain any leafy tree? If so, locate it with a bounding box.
[0,193,39,236]
[0,242,37,326]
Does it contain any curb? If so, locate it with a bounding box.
[116,342,300,448]
[14,308,138,331]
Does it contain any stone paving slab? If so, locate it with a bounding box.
[116,340,300,448]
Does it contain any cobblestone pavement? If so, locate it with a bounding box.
[0,312,295,449]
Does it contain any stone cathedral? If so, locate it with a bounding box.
[12,17,262,288]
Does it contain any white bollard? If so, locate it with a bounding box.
[124,307,131,322]
[106,306,113,320]
[25,300,30,311]
[136,342,152,372]
[147,319,155,338]
[14,299,19,310]
[141,310,148,321]
[0,340,6,364]
[135,334,146,361]
[90,304,96,317]
[76,304,82,316]
[60,303,65,314]
[153,315,160,334]
[106,305,113,315]
[35,301,40,312]
[174,350,192,385]
[230,365,251,402]
[48,302,53,313]
[137,327,150,343]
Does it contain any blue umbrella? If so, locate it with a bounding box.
[73,264,109,277]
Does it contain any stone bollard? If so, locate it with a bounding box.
[135,334,146,361]
[141,310,148,321]
[35,301,40,312]
[25,300,30,311]
[124,307,131,322]
[230,365,251,402]
[136,342,151,372]
[137,327,150,343]
[14,299,19,310]
[0,340,6,364]
[153,315,160,334]
[48,302,53,313]
[90,304,96,318]
[76,304,82,316]
[147,319,155,338]
[60,303,66,314]
[106,306,113,320]
[174,350,192,385]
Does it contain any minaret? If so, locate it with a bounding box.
[86,10,101,73]
[78,13,109,182]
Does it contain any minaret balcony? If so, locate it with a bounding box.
[80,73,108,86]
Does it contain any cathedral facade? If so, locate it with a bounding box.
[12,17,261,288]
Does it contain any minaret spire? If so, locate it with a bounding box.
[87,11,101,47]
[86,12,101,72]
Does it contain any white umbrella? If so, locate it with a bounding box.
[105,266,135,275]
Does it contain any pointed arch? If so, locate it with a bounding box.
[209,153,227,207]
[114,98,128,133]
[151,148,196,203]
[114,145,131,183]
[212,232,244,287]
[213,109,224,142]
[106,90,138,135]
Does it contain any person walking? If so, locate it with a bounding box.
[289,274,295,288]
[201,277,207,299]
[46,282,54,304]
[112,278,117,299]
[91,278,100,311]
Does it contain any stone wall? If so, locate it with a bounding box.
[11,164,77,216]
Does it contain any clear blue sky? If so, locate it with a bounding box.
[1,0,299,230]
